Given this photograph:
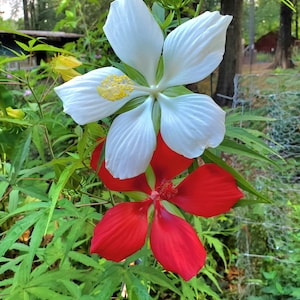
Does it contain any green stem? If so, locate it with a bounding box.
[176,8,181,25]
[194,0,203,17]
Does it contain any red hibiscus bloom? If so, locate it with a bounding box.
[90,135,243,281]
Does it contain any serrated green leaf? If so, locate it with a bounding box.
[0,253,25,275]
[27,286,73,300]
[124,271,151,300]
[28,211,49,264]
[132,265,183,296]
[59,279,82,299]
[191,277,221,299]
[68,251,103,269]
[0,202,49,226]
[204,235,227,270]
[92,264,123,300]
[200,265,222,292]
[46,160,84,233]
[59,219,87,265]
[0,210,45,257]
[12,255,31,287]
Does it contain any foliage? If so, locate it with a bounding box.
[1,1,298,299]
[223,72,300,300]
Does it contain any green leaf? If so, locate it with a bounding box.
[225,127,282,160]
[0,53,29,64]
[30,44,73,54]
[15,40,30,52]
[132,265,183,296]
[0,117,32,127]
[0,209,45,257]
[59,280,82,299]
[0,202,49,226]
[32,125,46,162]
[109,60,148,87]
[8,188,19,213]
[190,277,221,300]
[124,271,151,300]
[27,212,49,266]
[93,263,123,300]
[0,181,10,199]
[68,251,103,269]
[200,265,222,292]
[9,128,32,184]
[218,138,276,166]
[152,2,165,25]
[46,160,84,233]
[281,0,296,11]
[162,11,175,30]
[163,85,193,97]
[204,235,227,269]
[225,112,276,125]
[27,287,73,300]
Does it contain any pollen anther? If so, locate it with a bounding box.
[97,74,134,101]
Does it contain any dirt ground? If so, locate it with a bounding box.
[241,62,273,74]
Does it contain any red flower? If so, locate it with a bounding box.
[90,135,243,281]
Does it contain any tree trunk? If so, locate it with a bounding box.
[213,0,243,107]
[23,0,30,29]
[272,3,294,69]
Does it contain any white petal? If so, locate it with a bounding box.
[104,0,164,85]
[105,97,156,179]
[158,93,225,158]
[159,11,232,88]
[54,67,146,125]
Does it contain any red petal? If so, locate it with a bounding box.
[151,133,193,185]
[150,203,206,281]
[91,141,151,194]
[170,164,243,217]
[90,201,151,261]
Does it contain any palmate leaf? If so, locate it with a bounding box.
[132,265,183,297]
[204,235,228,271]
[0,209,46,257]
[124,271,151,300]
[26,287,73,300]
[0,202,49,226]
[91,263,124,300]
[46,159,84,233]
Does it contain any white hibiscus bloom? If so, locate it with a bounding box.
[54,0,232,179]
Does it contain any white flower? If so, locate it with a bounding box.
[54,0,232,179]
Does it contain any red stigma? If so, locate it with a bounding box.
[156,179,178,201]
